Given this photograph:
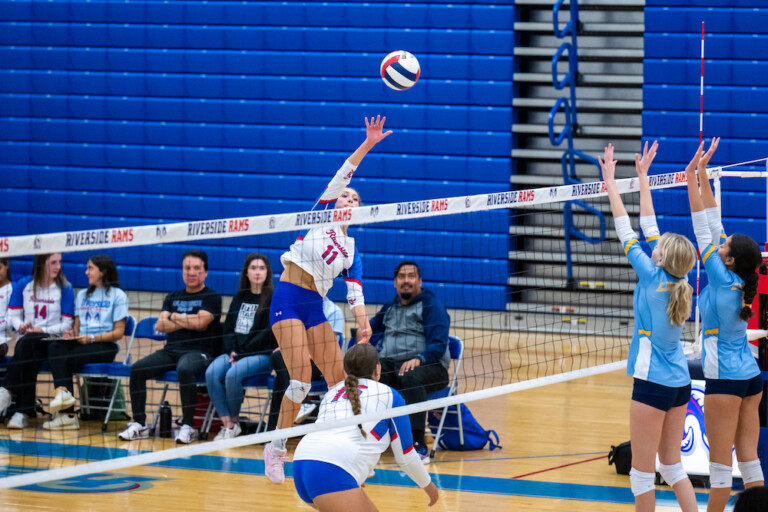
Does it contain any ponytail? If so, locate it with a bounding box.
[667,279,694,327]
[728,234,763,322]
[344,374,366,439]
[739,264,763,322]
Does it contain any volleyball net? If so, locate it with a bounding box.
[0,163,766,489]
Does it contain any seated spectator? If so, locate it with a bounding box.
[0,253,74,429]
[266,297,344,431]
[0,258,13,359]
[370,261,450,464]
[119,250,221,444]
[205,253,277,441]
[44,255,129,430]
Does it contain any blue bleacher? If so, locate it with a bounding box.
[0,1,514,311]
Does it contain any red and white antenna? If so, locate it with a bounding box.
[700,22,705,143]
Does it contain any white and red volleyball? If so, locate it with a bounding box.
[380,51,420,91]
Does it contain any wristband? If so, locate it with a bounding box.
[90,335,96,343]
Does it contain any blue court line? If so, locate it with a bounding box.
[0,439,720,506]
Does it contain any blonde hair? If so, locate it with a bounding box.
[657,233,697,327]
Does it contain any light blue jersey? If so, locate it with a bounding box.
[699,241,760,381]
[625,235,691,387]
[75,287,129,340]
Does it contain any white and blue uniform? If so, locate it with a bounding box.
[75,287,129,339]
[0,282,13,347]
[692,208,759,381]
[294,378,431,492]
[8,275,74,335]
[280,159,364,307]
[620,217,691,388]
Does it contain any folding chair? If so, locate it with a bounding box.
[75,314,136,431]
[200,372,275,438]
[140,318,210,434]
[427,335,464,458]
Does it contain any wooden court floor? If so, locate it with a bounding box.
[0,369,732,511]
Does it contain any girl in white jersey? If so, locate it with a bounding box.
[0,258,13,359]
[265,116,392,483]
[0,253,74,429]
[293,343,439,511]
[599,143,698,512]
[684,140,765,512]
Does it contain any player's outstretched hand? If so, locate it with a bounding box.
[685,141,705,178]
[634,140,658,178]
[598,143,618,183]
[697,137,720,175]
[424,482,439,506]
[355,321,372,344]
[365,115,393,146]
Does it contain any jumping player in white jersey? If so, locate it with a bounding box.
[293,343,439,511]
[265,116,392,483]
[599,142,698,512]
[684,139,765,512]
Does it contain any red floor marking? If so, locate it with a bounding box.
[512,455,606,479]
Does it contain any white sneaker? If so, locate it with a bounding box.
[49,389,76,413]
[213,422,242,441]
[7,412,28,429]
[264,442,287,484]
[0,387,11,413]
[118,421,150,441]
[43,413,80,430]
[295,403,317,423]
[175,424,198,444]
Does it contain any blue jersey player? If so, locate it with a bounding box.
[599,141,698,512]
[684,138,764,512]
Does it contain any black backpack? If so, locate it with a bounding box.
[608,441,631,475]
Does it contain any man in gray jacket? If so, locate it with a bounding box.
[369,261,450,464]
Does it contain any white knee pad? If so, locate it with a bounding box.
[629,468,656,496]
[738,459,764,485]
[285,380,311,404]
[658,462,688,486]
[709,462,733,488]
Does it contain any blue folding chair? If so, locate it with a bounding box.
[75,314,137,431]
[426,335,464,458]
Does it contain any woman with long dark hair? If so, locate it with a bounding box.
[0,253,74,429]
[44,254,129,430]
[684,139,765,512]
[205,252,277,440]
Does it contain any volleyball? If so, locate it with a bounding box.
[380,50,420,91]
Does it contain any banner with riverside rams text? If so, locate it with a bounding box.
[0,169,723,258]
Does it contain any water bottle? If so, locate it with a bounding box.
[159,401,172,438]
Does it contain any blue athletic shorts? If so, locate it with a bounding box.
[269,281,326,329]
[293,460,359,503]
[632,379,692,412]
[705,375,763,398]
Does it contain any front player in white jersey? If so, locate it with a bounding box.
[0,253,74,428]
[293,343,439,511]
[265,116,392,483]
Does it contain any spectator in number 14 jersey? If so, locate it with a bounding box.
[0,253,74,429]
